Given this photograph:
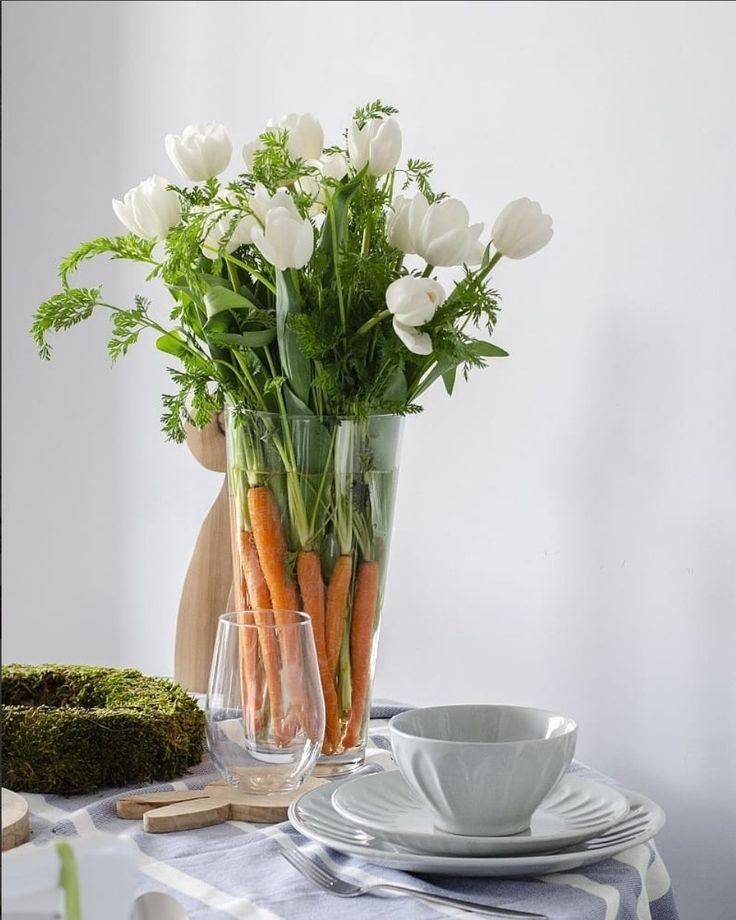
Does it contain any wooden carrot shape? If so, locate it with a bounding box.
[343,560,379,750]
[325,555,354,680]
[297,550,339,753]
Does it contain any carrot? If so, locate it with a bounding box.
[326,555,354,678]
[239,530,280,739]
[247,486,302,744]
[297,550,339,753]
[343,560,379,750]
[229,498,249,610]
[247,486,299,612]
[230,513,258,731]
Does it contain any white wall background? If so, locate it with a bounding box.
[3,1,735,915]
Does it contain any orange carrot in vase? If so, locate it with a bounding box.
[343,559,379,750]
[325,555,354,678]
[228,497,263,734]
[238,529,275,736]
[325,553,354,746]
[297,549,339,753]
[247,486,299,611]
[247,485,302,744]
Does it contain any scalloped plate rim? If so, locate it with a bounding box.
[330,773,629,857]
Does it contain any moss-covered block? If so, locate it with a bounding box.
[2,664,205,794]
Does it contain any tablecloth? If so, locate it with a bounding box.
[19,704,679,919]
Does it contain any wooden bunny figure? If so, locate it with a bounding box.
[174,413,235,693]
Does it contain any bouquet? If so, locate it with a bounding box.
[32,101,552,761]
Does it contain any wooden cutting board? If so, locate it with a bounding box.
[117,775,327,833]
[2,788,30,850]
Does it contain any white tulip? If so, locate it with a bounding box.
[251,206,314,270]
[348,117,402,176]
[242,138,264,171]
[321,152,349,181]
[385,275,446,355]
[491,197,553,259]
[112,175,181,241]
[295,154,349,214]
[387,193,484,267]
[165,123,232,181]
[269,113,324,161]
[248,183,300,224]
[199,193,257,257]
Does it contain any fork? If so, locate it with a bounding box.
[280,846,548,918]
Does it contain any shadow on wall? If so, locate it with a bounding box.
[554,299,736,917]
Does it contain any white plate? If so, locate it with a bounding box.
[289,781,665,877]
[331,772,628,857]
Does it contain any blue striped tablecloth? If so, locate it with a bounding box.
[21,704,678,919]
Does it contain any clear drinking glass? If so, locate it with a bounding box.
[205,611,325,793]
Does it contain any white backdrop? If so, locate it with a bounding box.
[3,2,736,916]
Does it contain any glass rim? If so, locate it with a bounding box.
[219,610,313,631]
[225,406,402,423]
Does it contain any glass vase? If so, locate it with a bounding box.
[225,408,403,774]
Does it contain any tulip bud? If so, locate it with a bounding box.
[385,275,445,355]
[321,152,349,182]
[165,123,232,182]
[491,198,553,259]
[295,154,349,214]
[251,198,314,271]
[270,113,324,161]
[248,184,301,224]
[387,193,484,267]
[348,117,402,176]
[112,175,181,241]
[242,139,264,171]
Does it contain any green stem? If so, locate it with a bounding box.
[223,254,276,294]
[226,259,240,291]
[329,200,346,331]
[355,309,391,337]
[421,263,435,278]
[263,350,310,545]
[98,301,209,363]
[338,615,352,713]
[307,426,337,538]
[231,354,268,411]
[476,250,503,283]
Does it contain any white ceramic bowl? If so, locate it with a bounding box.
[389,705,577,836]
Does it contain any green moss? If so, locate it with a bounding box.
[2,664,205,794]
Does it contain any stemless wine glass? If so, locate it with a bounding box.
[205,611,325,793]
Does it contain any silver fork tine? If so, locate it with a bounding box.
[281,847,334,889]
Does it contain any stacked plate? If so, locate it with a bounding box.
[289,770,665,877]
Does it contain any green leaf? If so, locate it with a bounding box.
[156,331,188,358]
[31,287,102,360]
[204,286,261,320]
[200,273,230,289]
[275,270,311,404]
[383,367,408,402]
[58,235,156,288]
[470,340,508,358]
[442,366,457,395]
[411,355,459,400]
[207,329,276,348]
[282,387,333,471]
[318,170,365,257]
